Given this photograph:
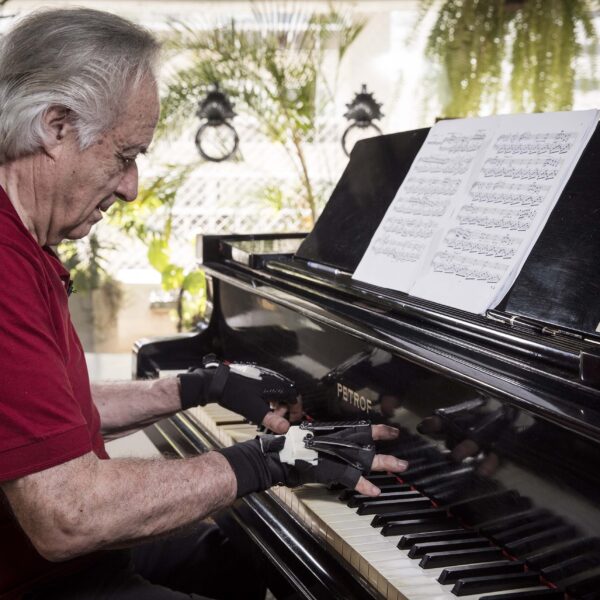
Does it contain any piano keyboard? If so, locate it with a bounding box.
[186,405,567,600]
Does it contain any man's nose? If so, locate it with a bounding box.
[115,162,139,202]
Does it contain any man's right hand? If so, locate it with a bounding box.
[219,423,408,498]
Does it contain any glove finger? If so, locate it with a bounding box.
[315,458,362,489]
[371,453,409,473]
[371,424,400,441]
[355,475,382,497]
[262,410,290,434]
[331,428,373,446]
[268,401,304,424]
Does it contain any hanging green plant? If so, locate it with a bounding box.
[510,0,596,112]
[421,0,597,117]
[423,0,509,117]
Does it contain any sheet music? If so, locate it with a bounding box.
[353,110,599,314]
[353,118,495,291]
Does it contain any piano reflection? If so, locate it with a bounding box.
[133,125,600,600]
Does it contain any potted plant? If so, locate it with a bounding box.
[106,167,206,333]
[58,234,123,351]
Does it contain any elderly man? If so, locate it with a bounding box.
[0,8,407,600]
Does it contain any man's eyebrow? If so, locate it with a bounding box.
[121,144,149,154]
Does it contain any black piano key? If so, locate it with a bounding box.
[371,507,446,527]
[491,515,562,545]
[505,525,576,556]
[357,496,432,515]
[424,475,500,505]
[449,490,532,526]
[478,590,564,599]
[526,537,600,570]
[548,561,600,590]
[437,559,525,585]
[394,455,429,468]
[451,571,541,596]
[399,459,453,482]
[381,516,458,536]
[566,570,600,597]
[541,552,600,582]
[419,546,504,569]
[390,441,437,459]
[408,536,489,559]
[411,465,475,489]
[478,508,550,536]
[339,482,411,501]
[347,489,421,508]
[364,474,402,486]
[398,528,475,550]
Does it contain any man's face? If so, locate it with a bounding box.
[47,76,160,244]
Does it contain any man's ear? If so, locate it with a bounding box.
[41,106,74,154]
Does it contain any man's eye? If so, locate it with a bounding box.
[117,154,137,168]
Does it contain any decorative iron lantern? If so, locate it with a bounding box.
[341,84,384,157]
[195,86,239,162]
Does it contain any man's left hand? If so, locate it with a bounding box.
[178,356,300,433]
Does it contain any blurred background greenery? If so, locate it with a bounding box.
[4,0,596,347]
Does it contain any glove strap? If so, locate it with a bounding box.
[207,363,230,402]
[178,369,210,410]
[219,438,280,498]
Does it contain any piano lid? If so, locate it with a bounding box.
[295,124,600,338]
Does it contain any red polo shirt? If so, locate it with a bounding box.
[0,187,109,598]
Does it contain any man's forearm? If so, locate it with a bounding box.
[2,451,237,562]
[93,378,181,438]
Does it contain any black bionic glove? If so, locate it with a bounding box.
[178,354,297,425]
[219,421,375,498]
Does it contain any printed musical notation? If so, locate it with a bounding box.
[413,156,473,176]
[469,181,549,207]
[403,177,461,197]
[457,205,536,231]
[494,131,576,155]
[481,157,562,180]
[444,228,522,259]
[438,131,488,153]
[431,251,506,284]
[371,235,427,263]
[380,216,436,238]
[354,109,599,311]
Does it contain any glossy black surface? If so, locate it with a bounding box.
[137,251,600,597]
[134,107,600,598]
[296,124,600,336]
[504,124,600,333]
[296,128,429,273]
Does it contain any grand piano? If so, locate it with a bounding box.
[133,126,600,600]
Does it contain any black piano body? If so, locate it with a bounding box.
[133,127,600,599]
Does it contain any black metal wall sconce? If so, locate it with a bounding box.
[195,86,239,162]
[341,84,384,157]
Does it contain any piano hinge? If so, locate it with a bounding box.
[486,310,583,340]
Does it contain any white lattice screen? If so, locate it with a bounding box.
[92,95,351,278]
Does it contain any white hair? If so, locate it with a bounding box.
[0,8,161,163]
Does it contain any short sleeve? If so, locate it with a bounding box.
[0,245,92,482]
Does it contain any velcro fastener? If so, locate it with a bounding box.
[208,363,230,402]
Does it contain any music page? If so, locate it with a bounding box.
[352,118,495,292]
[410,110,599,313]
[353,109,598,314]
